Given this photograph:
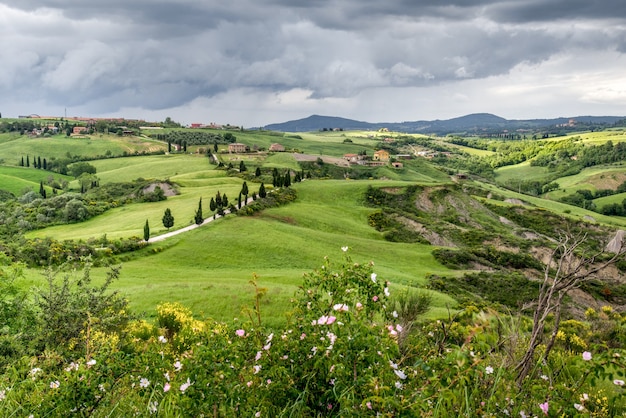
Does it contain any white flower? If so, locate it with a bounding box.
[255,351,262,361]
[341,246,348,252]
[98,384,106,392]
[255,412,261,417]
[180,378,192,393]
[148,401,158,414]
[394,369,407,380]
[29,368,42,377]
[0,390,5,401]
[371,273,377,283]
[86,359,96,367]
[158,335,168,343]
[263,342,271,351]
[174,361,182,372]
[540,374,548,381]
[392,310,398,318]
[574,403,584,411]
[395,381,403,389]
[253,365,262,374]
[65,362,79,372]
[333,303,349,312]
[485,366,494,375]
[384,287,390,297]
[50,380,60,389]
[139,378,150,388]
[614,379,625,386]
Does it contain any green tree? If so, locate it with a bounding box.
[241,181,249,201]
[239,160,247,172]
[255,166,261,177]
[194,198,203,225]
[162,208,174,230]
[259,182,267,198]
[39,181,46,199]
[143,219,150,241]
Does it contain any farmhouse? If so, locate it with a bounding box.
[72,126,88,135]
[373,150,390,162]
[228,143,249,153]
[269,143,285,152]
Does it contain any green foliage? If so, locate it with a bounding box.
[143,219,150,241]
[34,261,132,355]
[194,198,203,225]
[162,208,174,229]
[68,161,97,178]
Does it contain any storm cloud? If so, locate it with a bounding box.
[1,0,625,126]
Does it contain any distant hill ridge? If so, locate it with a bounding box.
[263,113,625,134]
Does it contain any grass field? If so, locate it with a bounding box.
[23,178,456,326]
[0,133,166,165]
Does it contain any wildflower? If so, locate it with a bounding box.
[311,346,318,354]
[266,379,272,385]
[371,273,377,283]
[99,384,106,392]
[356,302,363,309]
[50,380,60,389]
[255,351,262,361]
[485,366,494,375]
[366,401,372,410]
[333,303,349,312]
[180,378,192,393]
[86,359,96,367]
[235,329,246,337]
[164,372,170,381]
[539,402,549,415]
[0,390,5,401]
[384,287,390,297]
[392,310,398,318]
[395,381,403,389]
[163,383,171,392]
[65,362,79,372]
[300,333,306,340]
[266,333,274,343]
[263,342,271,351]
[372,296,378,302]
[614,379,625,386]
[148,401,158,414]
[582,351,592,361]
[140,378,150,388]
[30,368,42,377]
[574,403,584,411]
[540,374,548,381]
[247,381,253,387]
[341,246,348,252]
[394,369,407,380]
[387,325,398,336]
[174,361,182,372]
[253,365,262,374]
[389,361,398,369]
[396,324,403,332]
[158,335,168,343]
[255,412,261,417]
[519,411,527,418]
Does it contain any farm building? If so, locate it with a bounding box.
[228,143,249,153]
[269,143,285,152]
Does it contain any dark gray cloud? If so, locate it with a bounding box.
[1,0,625,125]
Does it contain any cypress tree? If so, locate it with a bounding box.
[143,219,150,241]
[43,158,47,170]
[194,198,203,225]
[39,181,46,199]
[26,156,29,167]
[255,167,261,177]
[239,160,247,172]
[259,183,267,198]
[20,156,24,166]
[238,192,242,209]
[222,193,229,208]
[37,156,42,169]
[241,181,249,200]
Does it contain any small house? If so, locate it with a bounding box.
[228,143,249,153]
[269,143,285,152]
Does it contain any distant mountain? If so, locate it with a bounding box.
[263,113,625,134]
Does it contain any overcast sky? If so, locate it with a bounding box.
[1,1,625,127]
